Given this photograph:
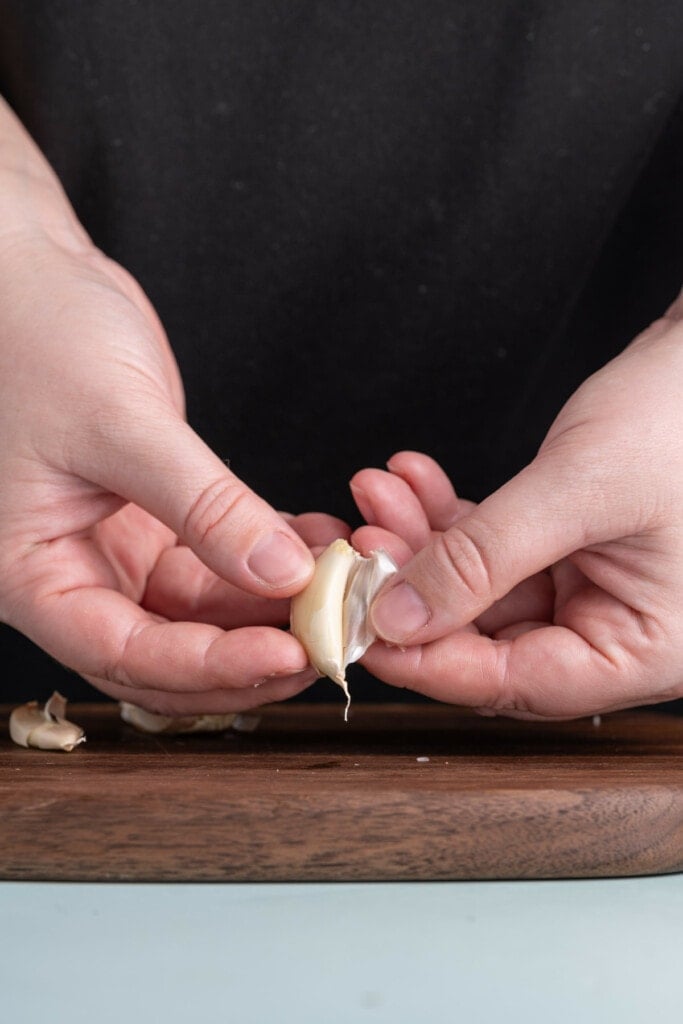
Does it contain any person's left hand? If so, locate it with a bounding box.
[348,297,683,720]
[349,451,557,714]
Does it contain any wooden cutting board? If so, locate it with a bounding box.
[1,702,682,881]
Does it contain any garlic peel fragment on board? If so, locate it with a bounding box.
[120,704,234,735]
[120,704,260,735]
[9,692,85,752]
[290,538,397,719]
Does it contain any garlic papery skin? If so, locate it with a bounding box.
[9,692,85,752]
[342,548,399,666]
[290,539,397,719]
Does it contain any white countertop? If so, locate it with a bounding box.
[2,876,682,1023]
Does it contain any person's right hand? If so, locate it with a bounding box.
[0,220,347,714]
[349,292,683,722]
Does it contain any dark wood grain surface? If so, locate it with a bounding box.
[2,702,683,881]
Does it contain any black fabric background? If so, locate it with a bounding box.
[0,1,681,706]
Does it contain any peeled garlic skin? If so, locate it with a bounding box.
[9,693,85,752]
[120,702,238,735]
[342,548,398,665]
[9,702,43,748]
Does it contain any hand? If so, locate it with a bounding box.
[0,226,348,714]
[350,298,683,719]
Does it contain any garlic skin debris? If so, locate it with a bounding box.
[120,703,237,735]
[290,538,397,718]
[9,692,85,752]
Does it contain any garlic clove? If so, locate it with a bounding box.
[290,538,360,701]
[9,692,85,752]
[290,538,397,718]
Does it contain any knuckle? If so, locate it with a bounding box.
[489,641,529,714]
[483,642,557,719]
[105,618,153,688]
[437,524,495,604]
[183,478,252,548]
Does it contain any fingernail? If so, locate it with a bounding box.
[290,667,321,685]
[266,664,312,680]
[247,531,311,588]
[349,483,377,525]
[254,667,320,688]
[371,581,430,641]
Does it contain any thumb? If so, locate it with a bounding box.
[370,454,622,644]
[80,408,314,597]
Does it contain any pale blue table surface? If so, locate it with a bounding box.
[2,876,682,1023]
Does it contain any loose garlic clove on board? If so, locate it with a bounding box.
[290,538,397,719]
[9,692,85,752]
